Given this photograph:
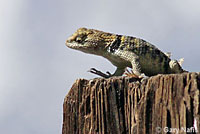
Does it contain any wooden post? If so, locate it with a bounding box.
[62,73,200,134]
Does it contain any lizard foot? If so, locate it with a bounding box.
[88,68,112,78]
[124,69,140,79]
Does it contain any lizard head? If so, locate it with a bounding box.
[66,27,116,55]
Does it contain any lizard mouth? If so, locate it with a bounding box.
[65,41,85,50]
[66,40,101,55]
[65,40,93,50]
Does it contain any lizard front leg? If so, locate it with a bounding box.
[88,68,112,78]
[88,67,125,78]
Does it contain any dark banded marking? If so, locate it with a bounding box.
[109,35,122,53]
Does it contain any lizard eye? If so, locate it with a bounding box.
[76,35,88,44]
[76,37,82,43]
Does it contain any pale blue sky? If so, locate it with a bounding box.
[0,0,200,133]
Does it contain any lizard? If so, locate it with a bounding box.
[65,27,186,78]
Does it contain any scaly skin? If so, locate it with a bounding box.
[66,27,186,78]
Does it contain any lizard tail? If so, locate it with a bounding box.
[178,58,188,73]
[178,58,184,66]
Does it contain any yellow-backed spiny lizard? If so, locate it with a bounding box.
[66,28,186,78]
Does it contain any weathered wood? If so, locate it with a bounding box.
[62,73,200,134]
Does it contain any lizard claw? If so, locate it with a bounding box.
[88,68,111,78]
[124,68,140,79]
